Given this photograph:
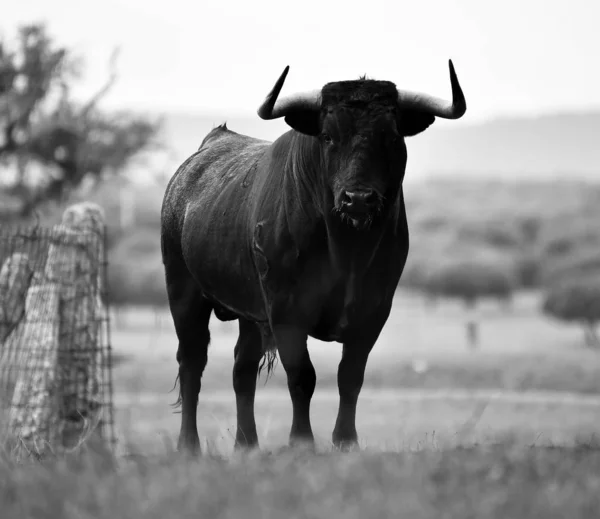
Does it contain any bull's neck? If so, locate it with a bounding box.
[270,131,327,246]
[325,213,390,273]
[271,130,398,267]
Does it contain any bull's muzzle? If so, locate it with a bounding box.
[339,189,381,230]
[341,189,378,214]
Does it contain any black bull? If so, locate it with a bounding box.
[161,60,467,454]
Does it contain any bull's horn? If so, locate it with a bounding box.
[396,59,467,119]
[257,66,321,120]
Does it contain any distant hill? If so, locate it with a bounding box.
[408,112,600,181]
[147,111,600,183]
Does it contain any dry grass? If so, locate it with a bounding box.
[111,291,600,398]
[3,291,600,517]
[1,437,600,519]
[113,389,600,457]
[105,291,600,452]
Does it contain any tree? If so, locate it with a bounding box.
[540,245,600,287]
[422,257,516,349]
[0,23,161,219]
[540,214,600,260]
[542,275,600,349]
[106,229,168,308]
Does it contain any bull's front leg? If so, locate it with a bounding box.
[332,337,376,450]
[273,325,316,446]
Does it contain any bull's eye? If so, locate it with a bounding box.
[322,133,333,144]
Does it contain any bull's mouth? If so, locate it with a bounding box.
[337,210,376,231]
[333,189,382,230]
[348,215,372,231]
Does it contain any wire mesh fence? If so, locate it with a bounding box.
[0,202,115,459]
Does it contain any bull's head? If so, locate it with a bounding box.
[257,61,466,230]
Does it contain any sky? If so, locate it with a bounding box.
[1,0,599,125]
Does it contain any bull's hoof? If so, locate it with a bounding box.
[177,435,201,459]
[332,432,360,452]
[335,441,361,453]
[288,435,316,453]
[333,440,361,452]
[234,439,260,452]
[177,446,201,459]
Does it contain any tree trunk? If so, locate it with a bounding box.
[465,298,479,350]
[500,293,513,313]
[584,323,599,349]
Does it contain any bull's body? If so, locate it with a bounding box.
[162,126,407,341]
[161,63,466,454]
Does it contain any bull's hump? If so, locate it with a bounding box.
[200,124,272,150]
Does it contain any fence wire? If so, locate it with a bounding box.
[0,213,115,457]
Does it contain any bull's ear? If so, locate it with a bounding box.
[398,110,436,137]
[284,111,321,136]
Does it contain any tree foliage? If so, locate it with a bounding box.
[404,254,516,349]
[540,245,600,287]
[0,23,161,218]
[453,219,524,250]
[401,180,600,292]
[401,239,517,300]
[542,275,600,348]
[539,215,600,260]
[423,258,516,305]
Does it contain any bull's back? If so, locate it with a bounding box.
[161,125,272,320]
[162,126,268,241]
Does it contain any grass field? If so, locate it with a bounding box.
[113,290,600,395]
[2,438,600,518]
[3,290,600,518]
[109,290,600,453]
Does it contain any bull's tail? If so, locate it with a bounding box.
[258,342,278,383]
[169,372,182,412]
[170,337,278,404]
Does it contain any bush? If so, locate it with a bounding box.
[542,274,600,348]
[405,253,517,349]
[539,215,600,259]
[106,229,167,307]
[424,258,516,304]
[111,228,160,257]
[540,246,600,286]
[454,220,524,250]
[77,178,165,232]
[131,187,163,230]
[108,256,167,307]
[513,252,541,288]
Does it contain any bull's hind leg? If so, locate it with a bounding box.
[166,271,212,456]
[232,319,263,449]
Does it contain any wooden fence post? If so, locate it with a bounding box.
[0,253,31,350]
[5,202,107,458]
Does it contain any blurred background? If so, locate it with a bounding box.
[2,0,600,451]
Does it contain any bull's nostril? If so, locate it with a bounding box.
[342,191,353,205]
[363,191,376,204]
[344,190,376,206]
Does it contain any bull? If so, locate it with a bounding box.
[161,60,467,455]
